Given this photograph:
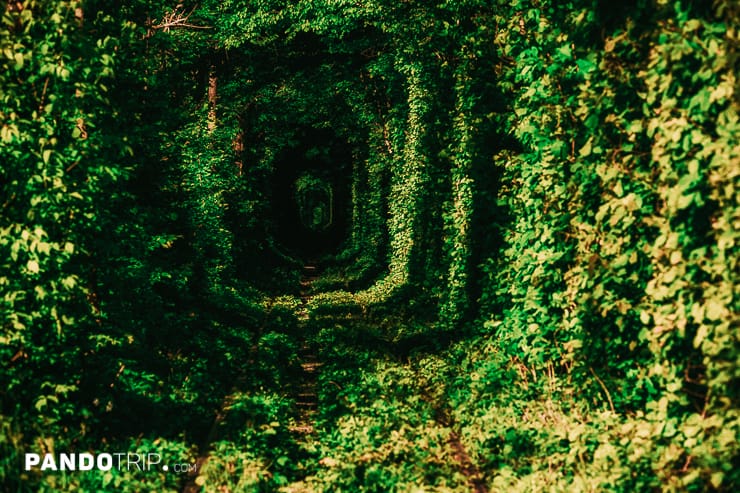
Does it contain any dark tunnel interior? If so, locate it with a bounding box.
[270,129,353,260]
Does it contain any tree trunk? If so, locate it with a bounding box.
[233,130,244,175]
[207,64,217,132]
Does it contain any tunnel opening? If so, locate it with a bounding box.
[270,128,352,261]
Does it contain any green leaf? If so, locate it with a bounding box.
[705,300,725,321]
[579,139,592,157]
[35,397,48,412]
[576,57,595,75]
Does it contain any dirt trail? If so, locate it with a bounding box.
[448,430,489,493]
[183,263,488,493]
[432,399,489,493]
[289,263,321,435]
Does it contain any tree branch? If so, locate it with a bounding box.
[147,4,211,37]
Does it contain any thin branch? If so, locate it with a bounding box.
[589,366,616,414]
[150,4,211,34]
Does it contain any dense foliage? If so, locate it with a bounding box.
[1,0,737,491]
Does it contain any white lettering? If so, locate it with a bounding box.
[128,452,142,471]
[97,453,113,471]
[24,454,40,471]
[23,451,168,473]
[174,463,197,473]
[40,454,57,471]
[113,452,126,468]
[59,453,75,470]
[78,453,94,471]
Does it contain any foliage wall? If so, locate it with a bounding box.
[447,0,739,489]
